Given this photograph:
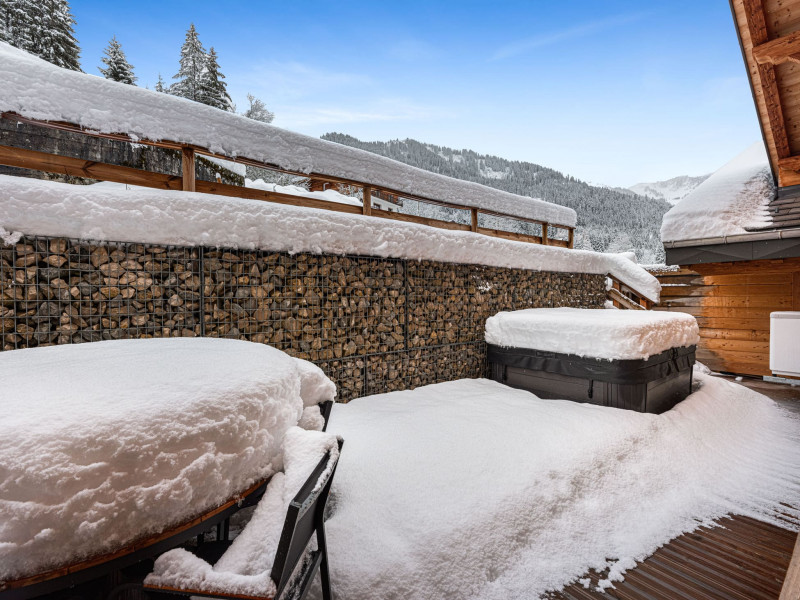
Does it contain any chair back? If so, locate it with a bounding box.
[270,439,342,598]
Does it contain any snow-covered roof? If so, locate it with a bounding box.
[660,142,776,244]
[0,42,576,227]
[0,175,660,302]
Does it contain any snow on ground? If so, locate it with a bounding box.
[0,175,660,303]
[0,338,330,581]
[144,427,340,598]
[485,307,699,360]
[323,375,800,600]
[0,42,574,227]
[661,142,775,243]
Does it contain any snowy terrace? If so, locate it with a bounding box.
[2,338,799,600]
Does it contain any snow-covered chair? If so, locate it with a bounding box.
[144,436,343,600]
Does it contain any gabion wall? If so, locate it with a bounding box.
[1,237,607,401]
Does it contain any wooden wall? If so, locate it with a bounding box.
[651,258,800,376]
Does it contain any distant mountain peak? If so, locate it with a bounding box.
[628,174,710,205]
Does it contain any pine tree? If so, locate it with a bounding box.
[1,0,41,54]
[36,0,81,71]
[98,35,136,84]
[154,73,166,93]
[170,23,206,102]
[198,47,232,110]
[243,93,274,123]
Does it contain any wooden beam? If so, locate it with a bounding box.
[470,208,478,232]
[742,0,792,159]
[568,227,575,249]
[0,144,182,189]
[362,186,372,216]
[542,223,549,246]
[778,155,800,171]
[181,146,195,192]
[753,30,800,65]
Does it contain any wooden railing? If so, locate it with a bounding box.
[0,112,575,248]
[607,274,653,310]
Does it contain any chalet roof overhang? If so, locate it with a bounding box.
[663,183,800,264]
[730,0,800,188]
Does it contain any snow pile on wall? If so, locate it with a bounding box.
[325,376,800,599]
[0,175,660,302]
[0,42,575,227]
[0,338,333,580]
[485,307,699,359]
[144,427,340,598]
[661,142,775,243]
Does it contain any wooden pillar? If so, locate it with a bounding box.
[542,222,549,246]
[181,147,195,192]
[362,186,372,216]
[470,208,479,232]
[568,227,574,249]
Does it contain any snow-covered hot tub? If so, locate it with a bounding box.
[485,308,700,414]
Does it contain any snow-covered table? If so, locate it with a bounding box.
[0,337,336,596]
[485,308,700,413]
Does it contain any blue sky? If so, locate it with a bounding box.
[72,1,760,187]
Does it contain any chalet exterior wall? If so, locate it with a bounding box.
[1,237,606,400]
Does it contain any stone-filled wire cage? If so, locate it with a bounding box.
[1,236,607,401]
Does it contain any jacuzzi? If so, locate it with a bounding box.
[485,308,699,414]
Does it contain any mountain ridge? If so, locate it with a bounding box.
[322,133,671,263]
[628,174,710,205]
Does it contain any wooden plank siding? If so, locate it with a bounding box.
[649,259,800,376]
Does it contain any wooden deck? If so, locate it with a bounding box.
[547,514,797,600]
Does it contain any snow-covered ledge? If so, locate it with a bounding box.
[0,177,660,303]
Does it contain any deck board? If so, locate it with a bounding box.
[546,515,796,600]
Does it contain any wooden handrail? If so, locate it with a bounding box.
[0,111,576,248]
[607,273,653,310]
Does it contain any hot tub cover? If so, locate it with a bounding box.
[485,308,699,360]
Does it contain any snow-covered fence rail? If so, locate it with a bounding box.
[0,112,573,247]
[0,42,577,248]
[0,236,607,400]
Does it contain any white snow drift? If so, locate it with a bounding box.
[0,338,335,581]
[661,142,775,243]
[324,376,800,600]
[0,176,661,303]
[485,307,699,359]
[0,42,574,227]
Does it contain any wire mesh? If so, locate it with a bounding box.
[1,236,605,401]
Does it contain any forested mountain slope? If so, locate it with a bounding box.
[322,133,671,263]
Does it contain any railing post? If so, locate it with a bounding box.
[362,186,372,216]
[568,227,574,248]
[181,146,195,192]
[471,208,479,232]
[542,222,549,245]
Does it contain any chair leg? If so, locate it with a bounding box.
[316,525,333,600]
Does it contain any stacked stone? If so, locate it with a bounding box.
[1,238,200,350]
[2,236,607,401]
[202,251,405,363]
